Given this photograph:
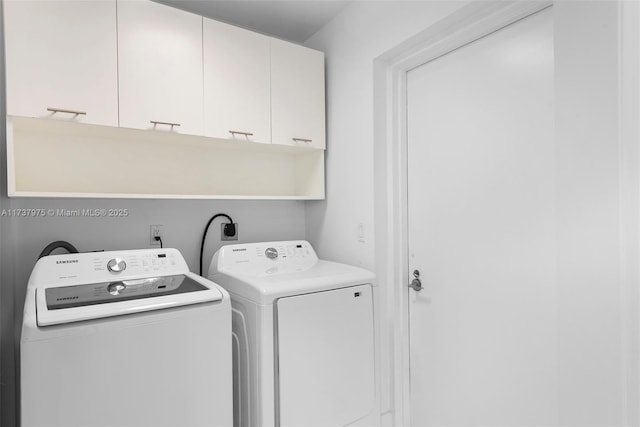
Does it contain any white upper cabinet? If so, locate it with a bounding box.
[4,0,327,199]
[203,19,270,144]
[4,0,118,126]
[271,39,325,149]
[117,1,203,135]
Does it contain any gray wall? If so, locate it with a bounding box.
[1,192,307,427]
[1,199,306,427]
[0,4,307,425]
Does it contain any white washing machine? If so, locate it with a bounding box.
[21,248,232,427]
[208,240,380,427]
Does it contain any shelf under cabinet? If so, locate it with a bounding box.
[7,117,325,200]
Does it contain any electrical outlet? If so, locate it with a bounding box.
[221,223,238,241]
[150,224,163,245]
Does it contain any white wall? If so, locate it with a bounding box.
[307,0,639,425]
[620,1,640,423]
[304,1,470,422]
[554,1,636,425]
[305,1,468,272]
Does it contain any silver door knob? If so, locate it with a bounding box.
[409,269,423,292]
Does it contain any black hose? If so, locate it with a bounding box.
[38,241,79,259]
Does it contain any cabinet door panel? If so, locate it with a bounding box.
[4,0,118,126]
[117,1,203,135]
[203,19,270,144]
[271,39,325,149]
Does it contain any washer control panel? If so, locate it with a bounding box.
[95,251,180,275]
[29,248,190,286]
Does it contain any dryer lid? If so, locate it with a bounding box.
[209,240,375,304]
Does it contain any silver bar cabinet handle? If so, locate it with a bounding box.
[292,138,312,144]
[47,107,86,116]
[150,120,181,129]
[229,130,254,137]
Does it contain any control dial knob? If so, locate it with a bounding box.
[107,258,126,273]
[265,248,278,260]
[107,282,126,295]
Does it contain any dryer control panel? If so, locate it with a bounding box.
[213,240,318,276]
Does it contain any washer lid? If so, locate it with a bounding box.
[27,249,223,326]
[36,272,223,326]
[45,274,208,310]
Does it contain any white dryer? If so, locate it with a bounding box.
[208,240,379,427]
[21,248,232,427]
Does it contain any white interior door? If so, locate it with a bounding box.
[407,9,556,426]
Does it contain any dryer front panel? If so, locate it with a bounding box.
[275,284,375,426]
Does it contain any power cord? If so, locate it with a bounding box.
[200,213,234,276]
[154,236,163,248]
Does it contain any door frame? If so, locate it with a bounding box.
[371,2,552,424]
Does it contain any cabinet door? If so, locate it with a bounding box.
[271,39,325,149]
[117,1,203,135]
[203,19,270,144]
[4,0,118,126]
